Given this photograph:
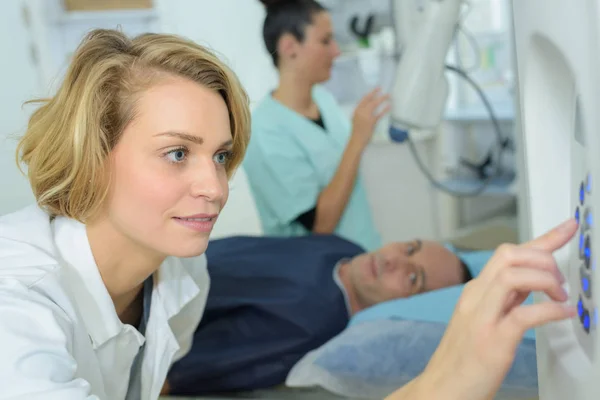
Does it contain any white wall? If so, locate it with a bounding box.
[0,0,38,216]
[362,141,442,242]
[155,0,278,108]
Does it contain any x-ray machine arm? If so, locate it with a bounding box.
[388,0,464,141]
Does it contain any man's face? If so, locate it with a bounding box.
[343,240,463,309]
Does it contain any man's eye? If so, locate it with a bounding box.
[407,240,422,256]
[409,272,417,284]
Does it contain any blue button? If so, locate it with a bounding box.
[585,236,591,268]
[584,314,591,330]
[581,183,585,205]
[580,233,585,251]
[576,207,580,224]
[587,174,592,194]
[578,299,584,316]
[586,210,593,228]
[583,277,590,292]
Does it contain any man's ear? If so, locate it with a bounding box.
[277,32,300,62]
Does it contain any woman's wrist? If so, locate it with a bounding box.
[385,371,467,400]
[347,133,368,154]
[384,374,435,399]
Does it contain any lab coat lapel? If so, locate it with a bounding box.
[51,219,123,348]
[140,292,179,400]
[51,216,144,398]
[141,257,201,399]
[52,215,203,399]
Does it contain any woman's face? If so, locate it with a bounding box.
[105,75,233,259]
[292,11,341,83]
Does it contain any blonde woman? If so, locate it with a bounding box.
[0,29,250,399]
[0,28,577,400]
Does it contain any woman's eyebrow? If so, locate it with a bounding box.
[154,131,233,148]
[154,131,204,145]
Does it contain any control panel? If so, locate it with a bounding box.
[572,101,596,359]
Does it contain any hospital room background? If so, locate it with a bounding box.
[0,0,522,247]
[0,0,546,399]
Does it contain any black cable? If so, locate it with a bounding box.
[404,64,508,197]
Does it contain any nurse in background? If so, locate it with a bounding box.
[244,0,390,251]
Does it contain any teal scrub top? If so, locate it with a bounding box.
[243,85,382,251]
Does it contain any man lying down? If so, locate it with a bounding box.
[163,234,519,396]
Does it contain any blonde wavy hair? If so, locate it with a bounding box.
[17,29,251,223]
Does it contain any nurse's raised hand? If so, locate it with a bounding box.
[387,219,578,400]
[351,87,390,148]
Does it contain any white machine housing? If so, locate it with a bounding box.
[512,1,600,399]
[389,0,463,133]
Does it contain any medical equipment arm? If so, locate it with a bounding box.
[389,0,463,140]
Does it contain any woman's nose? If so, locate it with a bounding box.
[189,159,225,202]
[331,40,341,58]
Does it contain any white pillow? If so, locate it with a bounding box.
[211,167,264,239]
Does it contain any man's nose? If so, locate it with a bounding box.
[383,253,411,274]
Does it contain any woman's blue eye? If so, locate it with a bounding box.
[166,148,187,163]
[214,151,231,165]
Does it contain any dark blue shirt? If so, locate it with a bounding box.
[167,234,364,396]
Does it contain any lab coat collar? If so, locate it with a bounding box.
[0,205,57,269]
[154,256,200,320]
[52,216,201,349]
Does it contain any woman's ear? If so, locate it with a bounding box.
[277,32,300,62]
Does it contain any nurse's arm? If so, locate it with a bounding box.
[0,282,100,400]
[313,136,364,233]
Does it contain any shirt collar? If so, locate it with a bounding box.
[51,216,201,349]
[333,258,353,318]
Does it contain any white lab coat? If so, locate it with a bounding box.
[0,205,210,399]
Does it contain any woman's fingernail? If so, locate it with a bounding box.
[563,304,577,316]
